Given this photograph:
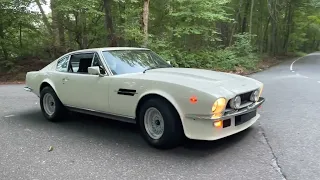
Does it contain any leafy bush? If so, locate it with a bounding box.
[231,33,257,57]
[150,32,260,72]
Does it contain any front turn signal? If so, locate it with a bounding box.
[213,120,223,128]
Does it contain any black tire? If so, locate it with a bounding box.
[40,86,66,122]
[138,97,184,149]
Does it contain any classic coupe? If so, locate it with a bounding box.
[24,47,265,149]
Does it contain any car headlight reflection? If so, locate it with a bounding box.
[211,97,226,119]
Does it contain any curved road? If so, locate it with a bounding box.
[0,53,319,180]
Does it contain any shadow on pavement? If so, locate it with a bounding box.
[14,108,253,158]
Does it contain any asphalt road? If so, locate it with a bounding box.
[0,52,319,180]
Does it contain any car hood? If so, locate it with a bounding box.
[141,68,262,98]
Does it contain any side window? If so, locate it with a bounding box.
[68,53,94,74]
[92,53,101,66]
[92,53,106,74]
[56,55,70,72]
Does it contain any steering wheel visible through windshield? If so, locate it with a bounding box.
[102,49,172,75]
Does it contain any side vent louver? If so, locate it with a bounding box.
[117,89,137,96]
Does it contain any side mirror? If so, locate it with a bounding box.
[88,66,104,77]
[166,61,171,65]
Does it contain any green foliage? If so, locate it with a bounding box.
[231,33,256,56]
[294,51,308,57]
[0,0,319,75]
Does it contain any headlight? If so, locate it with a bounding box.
[211,98,226,119]
[230,95,241,109]
[250,89,260,102]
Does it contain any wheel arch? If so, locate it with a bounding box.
[39,79,58,97]
[135,91,186,131]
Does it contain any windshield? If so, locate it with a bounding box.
[101,50,172,75]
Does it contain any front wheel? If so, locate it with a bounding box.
[138,97,184,149]
[40,86,66,122]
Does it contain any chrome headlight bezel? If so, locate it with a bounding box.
[230,95,241,109]
[250,89,260,102]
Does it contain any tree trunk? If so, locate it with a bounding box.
[270,17,277,56]
[19,23,22,48]
[229,0,243,46]
[34,0,52,34]
[282,1,294,54]
[118,1,126,46]
[66,16,73,49]
[0,30,8,60]
[237,0,243,33]
[241,0,250,33]
[82,10,88,48]
[141,0,150,47]
[268,0,278,56]
[50,0,60,56]
[58,13,65,51]
[249,0,254,41]
[264,16,271,53]
[259,0,265,53]
[104,0,117,46]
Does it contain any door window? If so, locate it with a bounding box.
[68,53,94,73]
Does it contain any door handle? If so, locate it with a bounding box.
[62,77,69,82]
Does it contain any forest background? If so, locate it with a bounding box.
[0,0,319,82]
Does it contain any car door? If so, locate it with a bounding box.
[59,52,111,113]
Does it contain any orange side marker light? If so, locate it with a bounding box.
[189,96,198,104]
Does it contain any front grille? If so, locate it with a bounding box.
[240,91,252,104]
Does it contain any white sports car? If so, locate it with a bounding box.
[24,47,265,149]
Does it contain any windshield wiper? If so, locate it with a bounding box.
[143,65,172,73]
[143,67,158,73]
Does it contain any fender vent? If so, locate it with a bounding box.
[117,88,137,96]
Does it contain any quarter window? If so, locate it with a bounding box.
[92,53,106,74]
[56,55,70,72]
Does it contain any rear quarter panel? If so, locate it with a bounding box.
[25,60,58,97]
[25,71,46,96]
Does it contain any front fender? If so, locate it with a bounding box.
[138,89,184,121]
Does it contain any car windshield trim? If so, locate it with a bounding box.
[101,49,172,75]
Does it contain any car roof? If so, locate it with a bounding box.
[69,47,150,54]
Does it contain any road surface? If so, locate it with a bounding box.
[0,52,319,180]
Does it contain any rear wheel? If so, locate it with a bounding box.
[138,97,184,149]
[40,86,66,122]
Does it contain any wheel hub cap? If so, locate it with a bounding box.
[43,93,56,116]
[144,107,164,140]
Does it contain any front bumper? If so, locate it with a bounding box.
[183,97,265,141]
